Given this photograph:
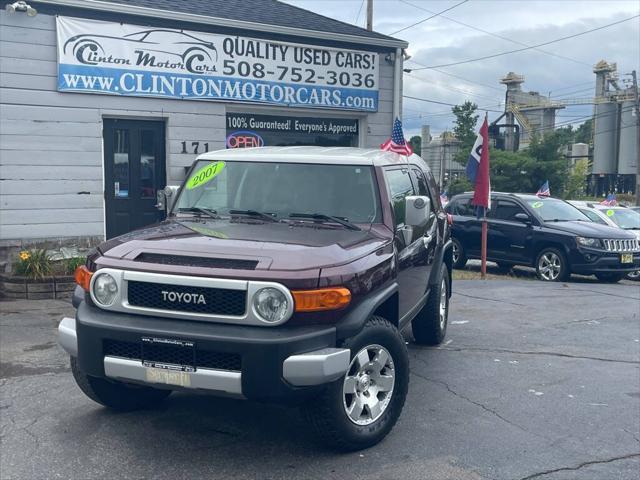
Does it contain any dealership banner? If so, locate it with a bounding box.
[56,17,379,112]
[226,113,359,148]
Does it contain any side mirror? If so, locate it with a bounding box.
[156,185,180,213]
[405,195,431,227]
[514,212,531,224]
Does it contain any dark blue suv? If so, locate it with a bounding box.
[445,193,640,282]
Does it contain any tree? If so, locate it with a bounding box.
[574,119,593,145]
[408,135,421,155]
[447,176,472,196]
[490,149,538,192]
[451,101,479,150]
[563,159,589,199]
[528,132,569,194]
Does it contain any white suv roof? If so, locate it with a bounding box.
[198,146,427,168]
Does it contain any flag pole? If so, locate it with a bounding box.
[481,211,487,279]
[480,112,489,280]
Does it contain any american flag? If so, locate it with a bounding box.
[600,193,617,206]
[381,118,413,156]
[536,180,550,197]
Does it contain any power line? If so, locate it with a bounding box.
[354,0,365,25]
[411,14,640,70]
[550,81,595,94]
[551,87,595,99]
[406,61,504,91]
[404,71,504,102]
[403,94,503,112]
[398,0,592,67]
[389,0,470,36]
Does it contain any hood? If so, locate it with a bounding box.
[543,220,637,239]
[96,218,391,271]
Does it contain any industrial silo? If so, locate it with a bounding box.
[617,100,638,175]
[592,101,617,174]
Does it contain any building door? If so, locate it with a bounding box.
[103,119,166,239]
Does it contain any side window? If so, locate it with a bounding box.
[384,168,415,225]
[494,200,526,221]
[411,166,438,210]
[411,167,429,196]
[455,197,475,217]
[581,209,607,225]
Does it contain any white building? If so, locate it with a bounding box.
[0,0,407,269]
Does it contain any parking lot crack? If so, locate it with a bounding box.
[518,453,640,479]
[564,288,640,301]
[410,368,531,435]
[453,292,526,307]
[427,346,639,365]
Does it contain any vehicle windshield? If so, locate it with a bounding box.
[597,208,640,229]
[173,160,382,223]
[526,197,589,222]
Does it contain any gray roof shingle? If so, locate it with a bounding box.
[92,0,403,44]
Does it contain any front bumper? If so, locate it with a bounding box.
[59,301,350,403]
[571,249,640,275]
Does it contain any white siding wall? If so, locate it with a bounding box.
[0,10,395,241]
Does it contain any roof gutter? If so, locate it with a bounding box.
[38,0,409,49]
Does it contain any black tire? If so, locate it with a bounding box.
[412,264,450,345]
[595,272,625,283]
[451,238,467,269]
[626,270,640,281]
[496,262,514,272]
[302,316,409,452]
[535,247,569,282]
[71,356,171,411]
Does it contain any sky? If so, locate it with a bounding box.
[282,0,640,138]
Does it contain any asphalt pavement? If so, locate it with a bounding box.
[1,279,639,480]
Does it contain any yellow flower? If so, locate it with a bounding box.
[19,251,31,261]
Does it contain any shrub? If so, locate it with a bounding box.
[64,257,86,275]
[14,249,52,279]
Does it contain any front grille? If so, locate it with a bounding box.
[127,281,246,316]
[135,253,258,270]
[104,340,242,371]
[602,239,640,252]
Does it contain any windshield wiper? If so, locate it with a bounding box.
[289,212,360,231]
[228,209,279,223]
[177,207,219,219]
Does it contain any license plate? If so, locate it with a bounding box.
[145,366,191,387]
[621,253,633,264]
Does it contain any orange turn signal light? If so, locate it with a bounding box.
[292,287,351,312]
[74,265,93,291]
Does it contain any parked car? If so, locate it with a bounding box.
[445,192,640,282]
[568,201,640,280]
[58,147,453,451]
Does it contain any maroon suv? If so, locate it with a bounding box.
[59,146,453,450]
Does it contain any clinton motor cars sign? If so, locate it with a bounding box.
[56,17,379,112]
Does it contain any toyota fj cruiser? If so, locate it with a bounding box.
[59,146,452,450]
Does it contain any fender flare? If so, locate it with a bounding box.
[428,239,453,293]
[335,282,398,341]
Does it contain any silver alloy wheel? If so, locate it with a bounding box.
[439,277,448,329]
[538,251,562,281]
[452,241,460,264]
[343,344,395,426]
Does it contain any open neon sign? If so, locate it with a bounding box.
[226,131,265,149]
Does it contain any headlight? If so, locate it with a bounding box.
[576,237,602,248]
[252,287,289,323]
[92,272,118,306]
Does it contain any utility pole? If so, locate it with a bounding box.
[631,70,640,206]
[439,137,446,188]
[366,0,373,31]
